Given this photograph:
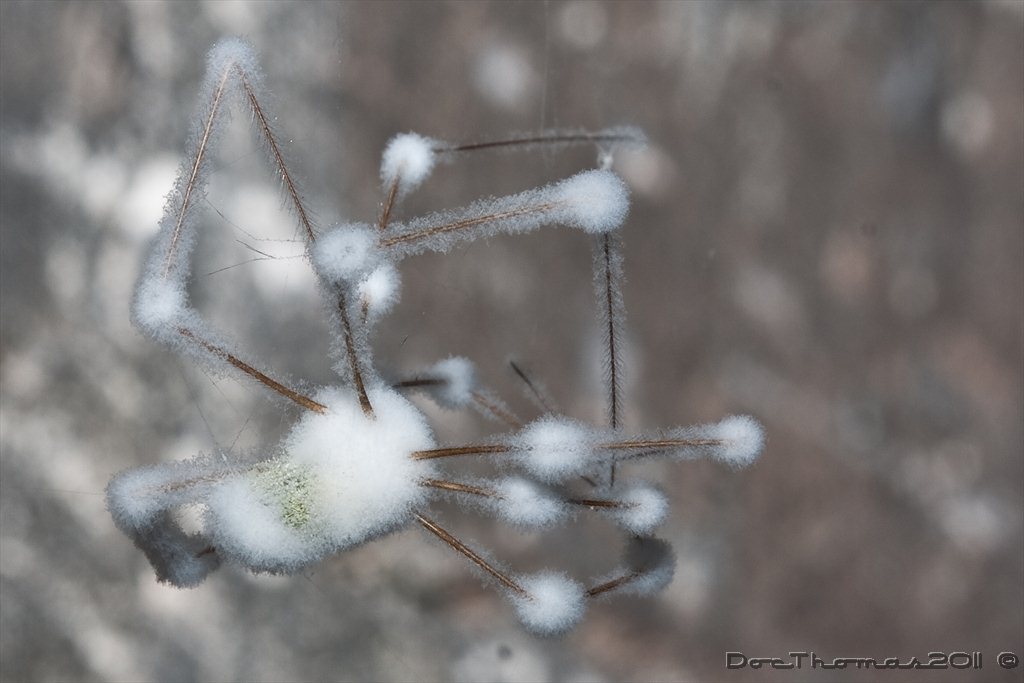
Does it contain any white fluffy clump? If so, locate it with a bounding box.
[108,463,182,531]
[492,476,568,529]
[357,263,401,319]
[205,386,436,573]
[205,37,262,92]
[107,457,221,530]
[312,223,381,283]
[552,169,629,234]
[131,274,189,341]
[380,132,438,198]
[710,415,765,468]
[205,470,322,574]
[513,416,596,483]
[511,572,587,636]
[133,512,221,588]
[605,483,668,535]
[287,387,435,543]
[106,457,237,587]
[422,356,477,409]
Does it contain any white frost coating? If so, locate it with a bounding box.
[285,387,435,546]
[106,456,235,531]
[493,477,568,528]
[606,483,668,535]
[513,416,595,483]
[132,512,220,588]
[357,263,401,319]
[131,276,188,338]
[511,572,586,636]
[381,133,438,197]
[206,38,262,90]
[206,474,321,573]
[108,463,185,530]
[312,223,381,283]
[106,459,228,588]
[205,386,436,573]
[553,169,629,234]
[384,170,628,260]
[423,356,477,409]
[710,415,764,468]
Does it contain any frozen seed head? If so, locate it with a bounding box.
[606,483,668,535]
[424,356,477,409]
[357,263,401,319]
[711,415,765,468]
[381,133,438,197]
[514,416,595,483]
[512,572,586,636]
[312,223,381,283]
[493,476,568,529]
[554,169,629,234]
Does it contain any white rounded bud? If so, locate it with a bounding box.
[381,133,438,197]
[711,415,765,468]
[312,223,380,283]
[511,571,586,636]
[514,416,595,483]
[554,169,629,234]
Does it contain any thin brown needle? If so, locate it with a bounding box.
[411,444,512,460]
[420,479,498,498]
[415,513,527,596]
[239,72,316,244]
[378,177,400,231]
[586,572,640,598]
[163,66,232,277]
[177,327,327,413]
[440,131,642,153]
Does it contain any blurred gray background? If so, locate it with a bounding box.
[1,2,1021,682]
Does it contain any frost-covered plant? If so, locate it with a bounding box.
[108,38,765,636]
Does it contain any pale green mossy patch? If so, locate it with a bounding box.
[254,460,317,529]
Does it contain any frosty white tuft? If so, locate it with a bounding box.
[420,356,477,409]
[111,37,767,636]
[553,169,630,234]
[513,416,596,483]
[131,276,188,340]
[511,572,587,636]
[357,263,401,319]
[711,415,765,468]
[492,476,568,529]
[312,223,380,283]
[604,483,669,536]
[381,132,438,198]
